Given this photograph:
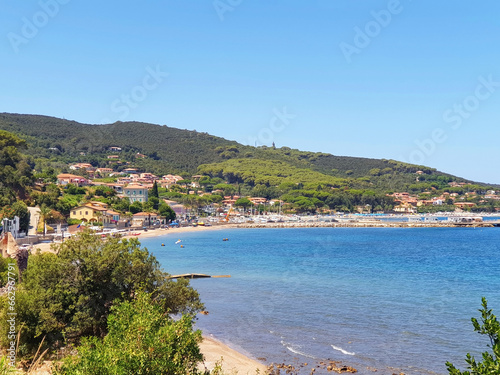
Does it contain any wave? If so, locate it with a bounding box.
[331,345,355,356]
[281,340,318,359]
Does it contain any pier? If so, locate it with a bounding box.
[168,273,231,280]
[453,221,500,227]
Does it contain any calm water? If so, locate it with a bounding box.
[141,228,500,374]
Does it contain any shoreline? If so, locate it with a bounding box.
[199,335,268,374]
[28,224,268,374]
[26,221,498,374]
[30,219,497,254]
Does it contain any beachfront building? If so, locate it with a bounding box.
[393,202,417,214]
[70,202,121,224]
[132,212,159,227]
[124,184,148,203]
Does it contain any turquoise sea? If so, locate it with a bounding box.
[141,228,500,374]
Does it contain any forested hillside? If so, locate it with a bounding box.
[0,113,483,192]
[0,113,239,173]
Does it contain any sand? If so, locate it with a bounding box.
[30,224,236,253]
[199,336,268,374]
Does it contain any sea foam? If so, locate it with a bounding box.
[331,345,355,356]
[281,341,317,359]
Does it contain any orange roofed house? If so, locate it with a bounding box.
[70,202,121,224]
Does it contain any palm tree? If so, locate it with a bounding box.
[94,210,104,230]
[38,204,52,235]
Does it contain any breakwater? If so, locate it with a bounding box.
[232,221,498,229]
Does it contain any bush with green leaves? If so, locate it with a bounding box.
[0,355,21,374]
[55,291,203,375]
[0,233,203,358]
[0,257,18,288]
[446,297,500,374]
[158,202,176,222]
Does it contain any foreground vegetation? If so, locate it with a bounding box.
[447,298,500,374]
[0,233,203,369]
[54,291,203,375]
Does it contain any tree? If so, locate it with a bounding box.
[0,233,203,356]
[234,197,252,209]
[38,204,52,233]
[150,180,159,198]
[56,195,80,216]
[213,183,235,196]
[0,201,30,233]
[293,196,317,213]
[65,184,86,195]
[0,130,33,203]
[33,184,61,209]
[446,297,500,374]
[111,197,130,213]
[0,257,18,288]
[148,196,160,210]
[158,203,176,222]
[94,185,116,198]
[129,201,143,214]
[55,292,203,375]
[11,201,30,233]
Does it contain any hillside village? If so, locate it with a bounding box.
[45,146,500,232]
[1,121,500,244]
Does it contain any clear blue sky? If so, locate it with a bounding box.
[1,0,499,184]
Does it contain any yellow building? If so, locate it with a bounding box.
[70,202,120,224]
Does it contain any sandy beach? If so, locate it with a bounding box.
[30,223,235,253]
[199,336,268,374]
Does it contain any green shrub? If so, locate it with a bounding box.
[0,233,203,358]
[55,292,203,375]
[446,297,500,374]
[0,355,21,374]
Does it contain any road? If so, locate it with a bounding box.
[27,206,41,236]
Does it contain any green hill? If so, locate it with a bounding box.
[0,112,488,193]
